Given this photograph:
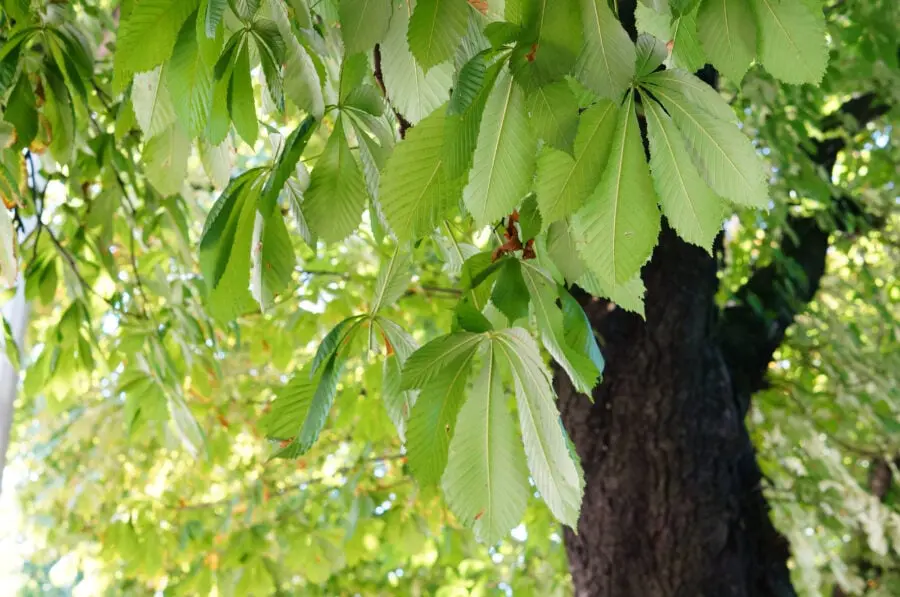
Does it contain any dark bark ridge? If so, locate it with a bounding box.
[557,3,891,594]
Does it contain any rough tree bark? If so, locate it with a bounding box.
[557,227,795,597]
[556,3,891,595]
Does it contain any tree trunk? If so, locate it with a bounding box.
[557,228,796,597]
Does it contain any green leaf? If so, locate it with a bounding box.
[312,315,366,375]
[4,75,37,148]
[463,68,535,227]
[575,0,636,101]
[204,0,228,37]
[44,68,75,164]
[526,81,578,153]
[559,287,604,378]
[303,117,368,243]
[510,0,583,90]
[520,262,599,393]
[443,58,505,179]
[113,0,199,91]
[228,41,258,146]
[448,51,487,116]
[251,19,286,107]
[199,170,262,319]
[200,138,234,188]
[380,106,463,241]
[669,11,706,73]
[572,93,660,285]
[261,115,318,215]
[442,343,530,544]
[534,99,618,226]
[230,0,261,20]
[492,328,583,528]
[401,331,485,390]
[648,82,769,207]
[454,299,494,333]
[490,259,529,323]
[131,66,176,138]
[250,211,295,312]
[1,317,20,371]
[371,247,412,314]
[375,318,418,439]
[381,0,453,124]
[641,69,736,123]
[544,219,585,282]
[168,12,215,138]
[262,359,344,457]
[408,0,471,71]
[406,347,477,485]
[750,0,827,85]
[142,125,191,197]
[270,0,324,118]
[339,0,392,55]
[634,33,667,77]
[696,0,757,83]
[517,194,541,241]
[644,98,725,252]
[577,270,646,317]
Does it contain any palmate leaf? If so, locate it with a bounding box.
[697,0,757,83]
[463,68,535,227]
[380,106,463,241]
[339,0,392,55]
[302,117,369,243]
[647,81,769,208]
[644,98,726,252]
[113,0,199,90]
[408,0,471,71]
[750,0,827,85]
[492,328,583,528]
[574,0,636,101]
[406,346,477,486]
[534,99,618,226]
[442,342,530,545]
[381,0,453,124]
[572,94,660,285]
[519,262,600,394]
[204,0,228,37]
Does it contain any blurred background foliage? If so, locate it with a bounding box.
[0,0,898,595]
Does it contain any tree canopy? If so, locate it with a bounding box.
[0,0,898,595]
